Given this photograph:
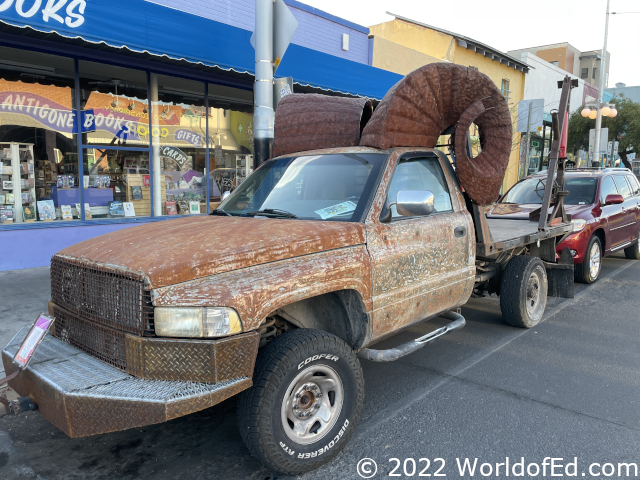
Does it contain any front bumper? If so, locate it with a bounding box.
[2,327,259,438]
[557,229,589,263]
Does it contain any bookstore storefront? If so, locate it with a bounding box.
[0,0,402,270]
[0,47,254,224]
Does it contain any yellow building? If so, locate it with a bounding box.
[369,14,529,191]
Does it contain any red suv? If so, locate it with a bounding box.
[487,168,640,283]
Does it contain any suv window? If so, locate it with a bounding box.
[387,156,453,219]
[600,176,618,203]
[613,175,632,199]
[626,175,640,196]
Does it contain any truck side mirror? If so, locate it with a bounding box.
[391,190,435,217]
[604,193,624,205]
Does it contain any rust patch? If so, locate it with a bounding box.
[57,217,366,289]
[360,64,512,206]
[153,246,373,333]
[273,94,373,158]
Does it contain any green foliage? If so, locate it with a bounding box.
[567,95,640,168]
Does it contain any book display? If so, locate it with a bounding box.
[0,205,13,223]
[163,166,206,215]
[61,205,73,220]
[37,199,56,221]
[0,143,36,223]
[123,202,135,217]
[35,153,58,203]
[125,173,165,217]
[22,205,36,222]
[130,186,143,200]
[108,201,125,217]
[75,203,92,219]
[165,201,177,215]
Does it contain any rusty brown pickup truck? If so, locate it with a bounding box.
[2,66,579,475]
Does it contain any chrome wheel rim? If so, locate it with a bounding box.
[526,268,545,321]
[589,242,601,279]
[281,365,343,445]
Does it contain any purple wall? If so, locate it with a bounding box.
[144,0,370,65]
[0,223,147,271]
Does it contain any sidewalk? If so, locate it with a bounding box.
[0,267,51,377]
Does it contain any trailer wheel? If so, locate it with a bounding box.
[500,256,548,328]
[237,328,364,475]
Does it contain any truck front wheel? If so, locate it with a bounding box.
[500,256,548,328]
[237,328,364,475]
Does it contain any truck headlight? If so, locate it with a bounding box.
[154,307,243,338]
[571,219,587,232]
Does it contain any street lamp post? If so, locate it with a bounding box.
[593,0,610,167]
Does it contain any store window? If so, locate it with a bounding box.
[78,61,150,219]
[581,68,588,79]
[150,74,206,215]
[0,47,77,224]
[208,83,253,209]
[79,61,149,147]
[79,149,150,219]
[0,47,256,226]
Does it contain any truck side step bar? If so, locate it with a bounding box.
[357,311,466,362]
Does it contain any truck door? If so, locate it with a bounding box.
[365,152,475,340]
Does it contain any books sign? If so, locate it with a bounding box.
[13,314,54,369]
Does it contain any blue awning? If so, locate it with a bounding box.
[0,0,401,99]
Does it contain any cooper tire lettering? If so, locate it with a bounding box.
[298,353,339,370]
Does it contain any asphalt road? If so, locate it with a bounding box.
[1,255,639,479]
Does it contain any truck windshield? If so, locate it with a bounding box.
[502,177,598,206]
[219,153,386,221]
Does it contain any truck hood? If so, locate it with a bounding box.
[486,203,591,220]
[57,216,366,288]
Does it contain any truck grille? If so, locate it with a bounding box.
[52,305,127,370]
[50,256,155,370]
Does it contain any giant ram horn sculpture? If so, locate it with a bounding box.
[360,63,513,206]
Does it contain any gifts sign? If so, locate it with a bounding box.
[13,315,54,369]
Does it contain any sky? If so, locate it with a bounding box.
[300,0,639,88]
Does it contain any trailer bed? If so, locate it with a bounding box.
[476,218,573,256]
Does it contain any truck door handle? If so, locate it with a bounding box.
[454,226,467,238]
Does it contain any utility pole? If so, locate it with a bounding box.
[253,0,275,169]
[593,0,610,167]
[252,0,298,169]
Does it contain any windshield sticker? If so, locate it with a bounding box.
[315,201,357,220]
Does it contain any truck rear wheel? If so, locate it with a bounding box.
[500,256,548,328]
[237,328,364,475]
